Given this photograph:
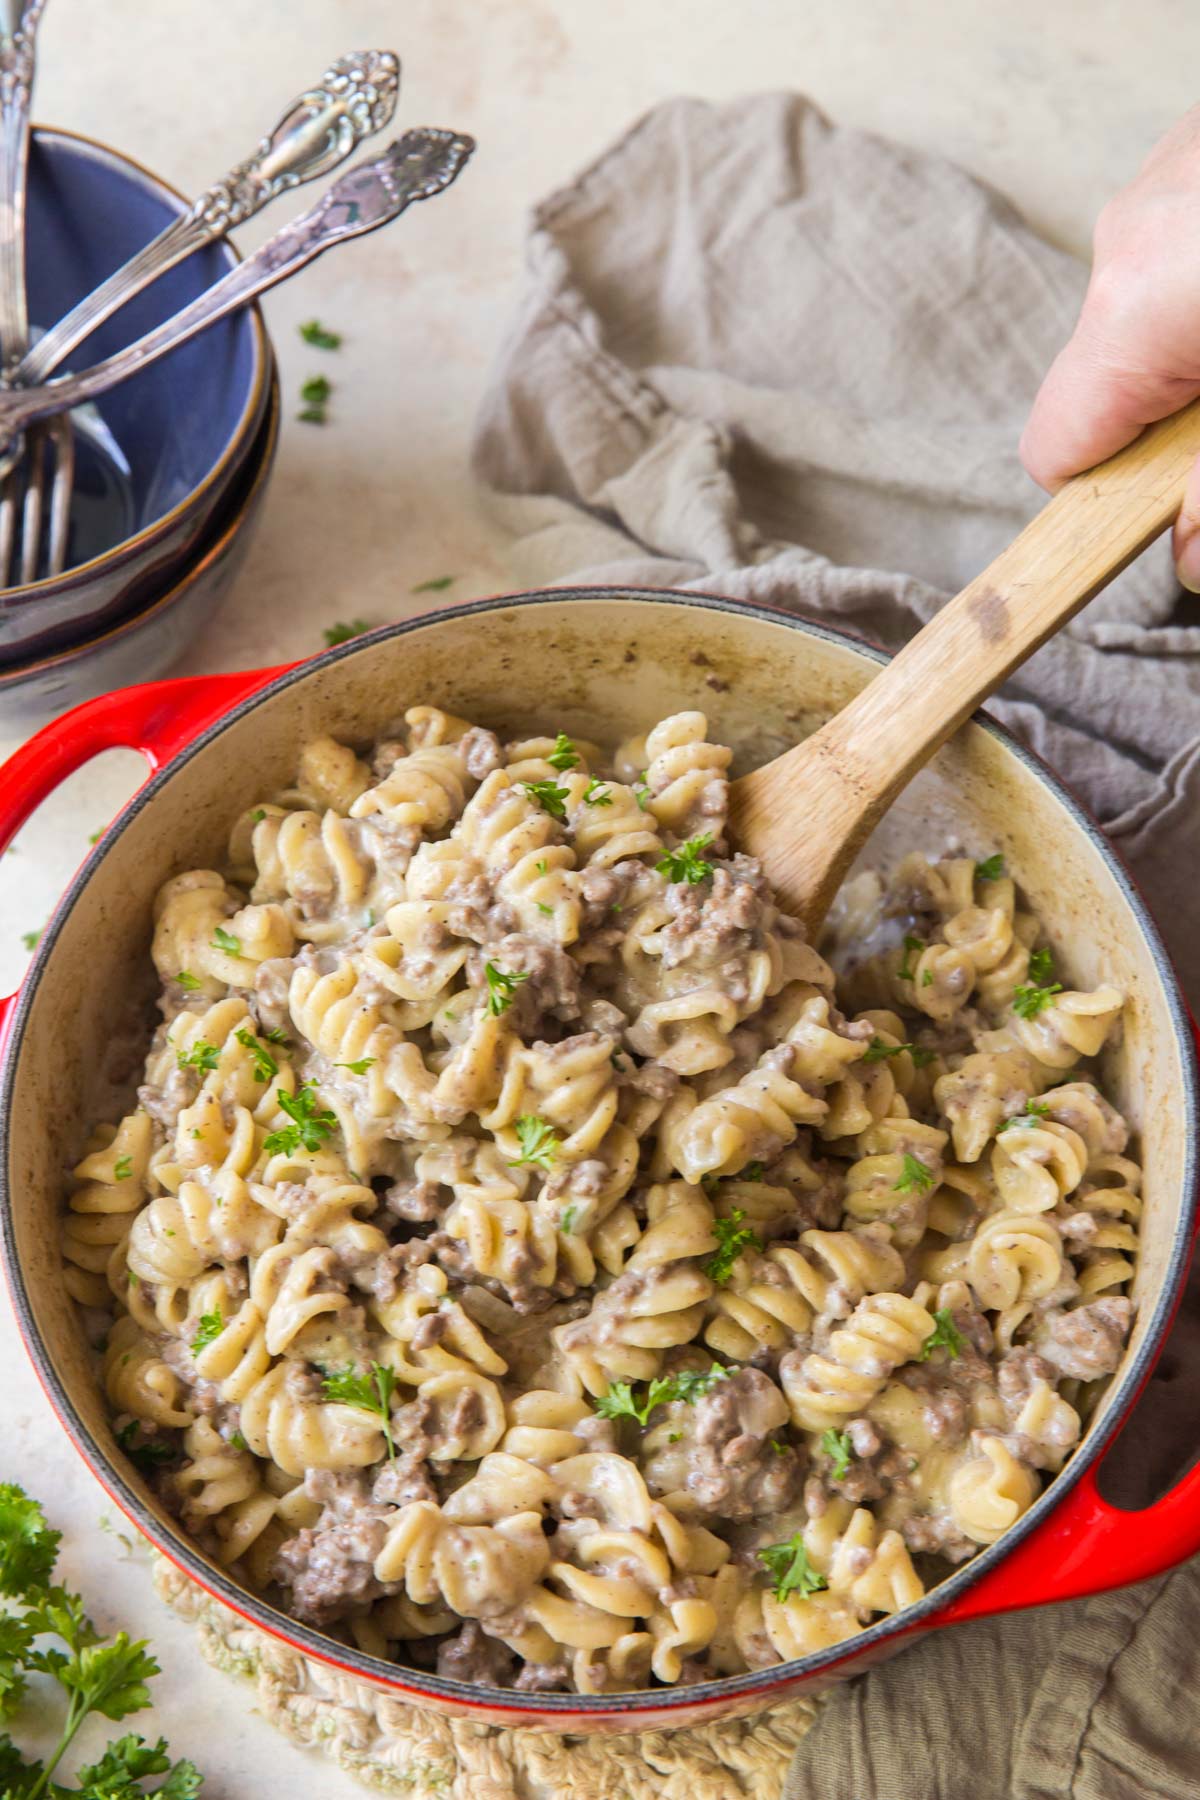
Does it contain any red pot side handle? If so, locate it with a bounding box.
[0,665,287,1043]
[941,1012,1200,1624]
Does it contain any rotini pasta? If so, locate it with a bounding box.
[68,717,1138,1693]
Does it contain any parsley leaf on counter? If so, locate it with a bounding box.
[20,928,41,952]
[411,574,457,594]
[322,618,370,647]
[298,373,331,423]
[299,319,341,350]
[0,1482,203,1796]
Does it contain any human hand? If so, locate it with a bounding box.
[1020,106,1200,590]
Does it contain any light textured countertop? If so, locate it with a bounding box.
[1,1,1197,1791]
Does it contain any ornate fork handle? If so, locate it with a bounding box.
[15,47,400,385]
[0,0,48,371]
[0,128,475,457]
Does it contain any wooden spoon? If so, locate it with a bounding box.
[729,401,1200,933]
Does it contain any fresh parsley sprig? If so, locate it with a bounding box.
[893,1152,934,1194]
[820,1427,854,1480]
[299,319,341,350]
[997,1098,1051,1133]
[862,1037,935,1068]
[1013,979,1063,1020]
[175,1040,219,1074]
[757,1532,828,1604]
[319,1364,397,1462]
[507,1114,560,1170]
[191,1310,224,1353]
[0,1483,203,1798]
[335,1057,376,1076]
[210,925,241,958]
[975,854,1005,882]
[918,1307,966,1361]
[582,779,612,807]
[703,1209,762,1285]
[520,779,569,820]
[485,961,529,1017]
[545,733,579,772]
[233,1027,277,1084]
[323,618,370,648]
[593,1364,729,1426]
[656,833,714,884]
[263,1084,337,1156]
[298,372,331,423]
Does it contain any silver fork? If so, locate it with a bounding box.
[0,47,400,590]
[0,0,66,587]
[0,129,476,467]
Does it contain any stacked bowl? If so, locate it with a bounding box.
[0,126,278,729]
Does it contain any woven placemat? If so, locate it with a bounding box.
[152,1558,821,1799]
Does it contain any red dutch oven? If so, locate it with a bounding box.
[2,588,1199,1732]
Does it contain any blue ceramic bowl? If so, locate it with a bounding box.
[0,126,271,665]
[0,372,279,730]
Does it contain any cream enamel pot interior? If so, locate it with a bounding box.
[2,587,1199,1734]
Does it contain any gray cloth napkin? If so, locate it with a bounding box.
[473,91,1200,1797]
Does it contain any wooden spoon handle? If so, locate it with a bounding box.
[731,396,1200,927]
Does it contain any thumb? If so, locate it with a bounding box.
[1020,312,1200,492]
[1172,451,1200,592]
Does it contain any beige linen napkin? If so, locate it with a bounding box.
[474,92,1200,1797]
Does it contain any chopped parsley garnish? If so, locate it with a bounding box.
[583,778,612,806]
[821,1427,854,1479]
[894,1152,934,1194]
[703,1209,762,1284]
[336,1057,376,1075]
[897,933,923,980]
[88,830,102,844]
[113,1156,133,1182]
[758,1532,828,1604]
[546,732,580,772]
[176,1039,219,1074]
[769,1437,788,1456]
[319,1363,397,1462]
[299,318,341,349]
[918,1308,966,1362]
[411,574,456,594]
[593,1363,728,1426]
[211,925,241,957]
[537,901,553,915]
[298,372,331,422]
[997,1098,1051,1133]
[230,1429,248,1452]
[322,618,370,647]
[921,969,934,987]
[263,1083,337,1156]
[1013,979,1063,1020]
[633,771,651,811]
[1027,944,1055,983]
[175,970,202,991]
[485,960,529,1016]
[560,1205,577,1235]
[520,778,569,819]
[264,1026,290,1044]
[739,1160,766,1182]
[535,858,548,874]
[191,1310,224,1352]
[656,832,714,884]
[251,808,267,824]
[115,1420,178,1474]
[862,1036,935,1068]
[234,1027,277,1084]
[507,1114,560,1170]
[975,854,1005,882]
[20,927,41,952]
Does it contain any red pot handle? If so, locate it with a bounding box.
[0,666,286,1049]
